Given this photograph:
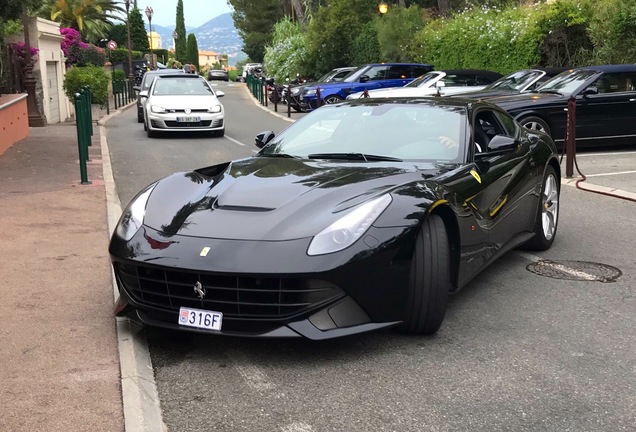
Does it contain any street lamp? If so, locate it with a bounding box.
[378,2,388,14]
[145,6,154,69]
[124,0,133,80]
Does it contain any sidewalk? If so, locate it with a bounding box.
[0,123,124,431]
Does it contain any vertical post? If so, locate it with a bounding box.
[74,94,91,185]
[85,86,93,137]
[316,87,322,109]
[273,86,278,112]
[565,96,576,178]
[287,88,291,118]
[264,82,268,107]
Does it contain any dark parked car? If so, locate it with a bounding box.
[457,67,570,100]
[299,63,434,110]
[285,67,357,112]
[135,69,184,123]
[110,97,560,339]
[488,64,636,147]
[207,69,229,81]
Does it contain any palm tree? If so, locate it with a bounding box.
[39,0,124,42]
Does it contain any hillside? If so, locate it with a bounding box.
[148,13,247,65]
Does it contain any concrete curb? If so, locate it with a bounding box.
[243,84,297,123]
[100,104,167,432]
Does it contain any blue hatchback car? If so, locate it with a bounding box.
[299,63,434,111]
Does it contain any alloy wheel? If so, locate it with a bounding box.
[542,174,559,240]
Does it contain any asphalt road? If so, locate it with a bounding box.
[105,83,636,432]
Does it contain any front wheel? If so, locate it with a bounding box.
[519,116,551,137]
[400,214,451,335]
[524,165,560,251]
[323,95,344,104]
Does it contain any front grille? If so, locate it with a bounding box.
[114,262,343,319]
[162,120,213,128]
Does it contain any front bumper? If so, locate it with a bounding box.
[147,112,224,132]
[110,225,415,339]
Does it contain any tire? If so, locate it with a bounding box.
[524,165,560,251]
[137,110,144,123]
[519,115,551,137]
[146,124,157,138]
[324,95,344,104]
[143,118,147,131]
[400,214,451,335]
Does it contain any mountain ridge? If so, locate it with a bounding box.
[146,13,246,66]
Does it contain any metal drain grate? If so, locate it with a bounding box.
[526,260,622,283]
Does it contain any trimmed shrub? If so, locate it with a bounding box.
[588,0,636,64]
[350,22,380,65]
[63,65,109,106]
[109,48,144,64]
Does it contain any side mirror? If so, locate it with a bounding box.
[582,86,598,96]
[139,90,149,98]
[255,131,275,149]
[487,135,516,153]
[359,75,370,83]
[215,90,225,98]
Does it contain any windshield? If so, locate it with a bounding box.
[260,103,466,163]
[405,72,442,88]
[536,69,597,95]
[486,70,543,91]
[152,78,214,96]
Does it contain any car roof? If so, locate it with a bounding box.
[155,74,204,79]
[361,62,434,67]
[578,64,636,73]
[439,69,503,79]
[146,69,184,75]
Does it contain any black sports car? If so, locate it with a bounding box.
[486,64,636,147]
[109,98,561,339]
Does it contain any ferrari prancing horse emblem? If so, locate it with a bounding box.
[193,281,206,299]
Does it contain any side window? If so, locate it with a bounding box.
[592,73,636,94]
[411,66,433,77]
[442,74,475,86]
[333,71,350,81]
[473,109,506,151]
[362,66,389,81]
[493,111,518,137]
[387,65,411,79]
[475,75,494,85]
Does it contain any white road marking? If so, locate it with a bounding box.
[574,150,636,157]
[281,423,315,432]
[583,170,636,178]
[225,134,246,146]
[230,351,276,392]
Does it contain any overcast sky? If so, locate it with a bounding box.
[135,0,232,28]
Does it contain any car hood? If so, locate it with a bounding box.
[486,91,564,109]
[147,95,220,109]
[143,157,444,241]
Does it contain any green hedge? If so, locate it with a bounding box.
[109,48,144,64]
[63,65,109,106]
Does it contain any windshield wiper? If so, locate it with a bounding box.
[307,152,402,162]
[258,152,301,159]
[537,89,563,95]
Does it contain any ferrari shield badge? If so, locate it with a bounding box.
[200,246,211,257]
[470,169,482,184]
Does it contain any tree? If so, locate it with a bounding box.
[175,0,187,63]
[128,6,148,52]
[228,0,284,62]
[106,23,127,47]
[41,0,124,42]
[186,33,200,71]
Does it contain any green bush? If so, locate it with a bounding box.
[152,48,171,65]
[350,22,380,65]
[376,5,428,62]
[109,48,144,64]
[77,44,106,67]
[63,65,109,106]
[228,69,239,81]
[588,0,636,64]
[263,18,310,83]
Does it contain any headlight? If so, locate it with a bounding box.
[304,89,317,96]
[151,105,166,113]
[291,87,301,95]
[208,105,222,113]
[307,194,392,256]
[115,183,157,241]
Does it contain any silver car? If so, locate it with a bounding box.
[140,74,225,138]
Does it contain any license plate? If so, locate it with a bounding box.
[178,307,223,331]
[177,116,200,122]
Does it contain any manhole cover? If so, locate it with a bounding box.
[526,260,622,283]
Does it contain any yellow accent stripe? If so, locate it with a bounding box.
[428,199,448,213]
